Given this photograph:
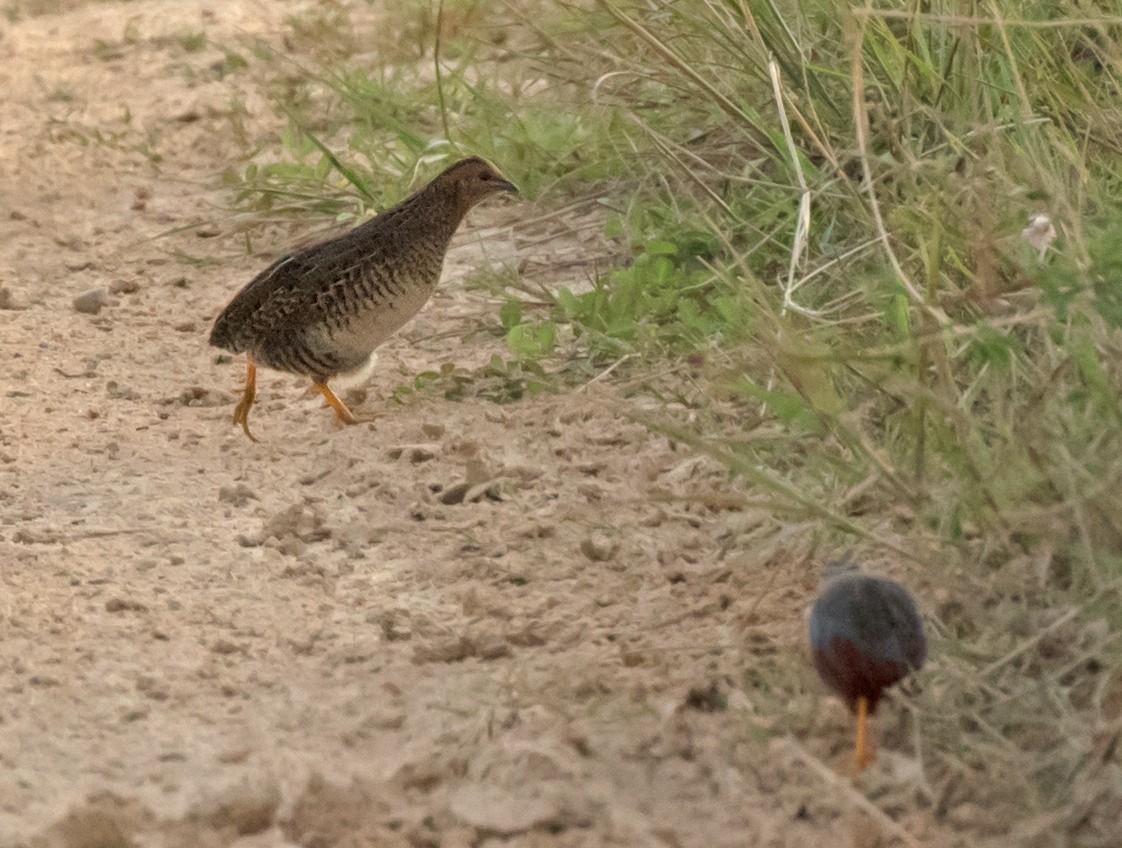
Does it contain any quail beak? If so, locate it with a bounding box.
[494,178,519,194]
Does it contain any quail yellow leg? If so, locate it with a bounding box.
[854,695,874,772]
[232,354,259,443]
[313,381,383,427]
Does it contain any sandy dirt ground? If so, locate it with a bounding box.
[0,2,946,846]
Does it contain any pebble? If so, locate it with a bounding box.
[580,533,619,562]
[211,640,240,655]
[0,287,27,310]
[105,597,148,613]
[439,481,472,505]
[448,785,559,836]
[110,278,140,294]
[73,288,108,314]
[45,807,131,848]
[216,747,252,764]
[188,779,280,835]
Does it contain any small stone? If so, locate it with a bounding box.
[439,481,471,505]
[576,482,603,501]
[189,779,280,835]
[105,597,148,613]
[413,636,475,664]
[217,747,252,764]
[409,445,436,462]
[110,279,140,294]
[0,287,27,310]
[73,288,109,314]
[448,785,559,836]
[45,807,131,848]
[475,634,512,660]
[580,533,619,562]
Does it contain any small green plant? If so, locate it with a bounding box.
[215,48,248,79]
[499,298,557,361]
[92,38,123,61]
[179,31,206,53]
[42,80,76,103]
[555,232,734,358]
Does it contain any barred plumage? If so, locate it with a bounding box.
[209,157,517,441]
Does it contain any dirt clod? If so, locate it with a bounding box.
[217,483,257,506]
[72,288,109,314]
[109,279,140,295]
[0,287,27,310]
[448,786,560,835]
[580,533,619,562]
[105,597,148,614]
[188,778,280,835]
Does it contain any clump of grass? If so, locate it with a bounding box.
[176,30,207,53]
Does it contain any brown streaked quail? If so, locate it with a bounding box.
[209,156,517,441]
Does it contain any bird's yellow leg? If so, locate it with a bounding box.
[854,695,874,771]
[313,381,382,427]
[232,354,259,443]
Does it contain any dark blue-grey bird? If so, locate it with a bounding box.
[209,157,517,441]
[808,558,926,770]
